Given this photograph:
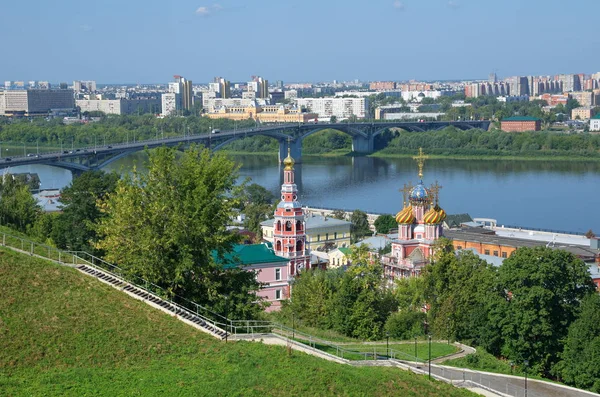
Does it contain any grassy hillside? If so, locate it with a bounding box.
[0,248,475,396]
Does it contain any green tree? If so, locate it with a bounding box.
[0,174,40,233]
[373,214,397,234]
[51,170,119,253]
[95,145,264,319]
[330,210,347,220]
[497,247,596,375]
[555,294,600,392]
[350,209,371,242]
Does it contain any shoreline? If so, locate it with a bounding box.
[222,150,600,162]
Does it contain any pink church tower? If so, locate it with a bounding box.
[272,143,311,284]
[384,148,446,281]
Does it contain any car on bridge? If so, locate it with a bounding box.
[211,129,221,134]
[4,158,11,161]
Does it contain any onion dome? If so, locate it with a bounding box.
[409,181,430,205]
[395,206,415,224]
[434,204,447,221]
[283,148,295,171]
[423,206,442,224]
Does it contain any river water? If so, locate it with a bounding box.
[5,151,599,234]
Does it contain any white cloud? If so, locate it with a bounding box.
[393,1,405,10]
[79,24,93,32]
[196,6,211,16]
[447,1,459,9]
[196,4,222,16]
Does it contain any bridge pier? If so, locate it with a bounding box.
[279,138,302,163]
[351,135,374,154]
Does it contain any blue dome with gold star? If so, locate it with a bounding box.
[409,181,430,204]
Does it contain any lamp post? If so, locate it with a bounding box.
[428,334,432,380]
[414,336,418,362]
[524,359,529,397]
[223,294,229,343]
[386,331,390,359]
[292,310,295,340]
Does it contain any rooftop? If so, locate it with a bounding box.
[502,116,541,122]
[445,229,599,262]
[213,243,288,269]
[261,214,351,229]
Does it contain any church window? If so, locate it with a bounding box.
[296,240,303,251]
[296,220,302,231]
[276,241,282,251]
[285,221,292,231]
[276,221,281,231]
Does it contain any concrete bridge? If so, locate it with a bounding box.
[0,120,490,174]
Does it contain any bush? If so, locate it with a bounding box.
[385,310,426,339]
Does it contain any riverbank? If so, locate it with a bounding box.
[221,149,600,162]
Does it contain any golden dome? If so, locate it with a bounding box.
[434,204,447,221]
[423,206,442,224]
[283,148,295,171]
[395,205,415,224]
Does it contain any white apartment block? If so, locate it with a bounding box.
[77,98,161,115]
[295,97,368,119]
[590,115,600,132]
[161,92,180,116]
[202,98,268,112]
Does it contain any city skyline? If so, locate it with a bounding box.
[1,0,599,83]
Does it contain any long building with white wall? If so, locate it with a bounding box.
[295,97,369,120]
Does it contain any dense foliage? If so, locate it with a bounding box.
[375,127,600,158]
[282,246,397,340]
[350,209,371,242]
[49,170,119,253]
[419,240,596,381]
[95,145,265,319]
[0,175,41,233]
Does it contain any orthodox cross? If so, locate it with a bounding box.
[399,183,413,207]
[413,147,428,180]
[429,180,443,204]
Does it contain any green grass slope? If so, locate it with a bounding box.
[0,248,475,396]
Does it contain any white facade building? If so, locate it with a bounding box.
[590,115,600,132]
[161,92,180,116]
[295,97,369,119]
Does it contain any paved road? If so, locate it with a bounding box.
[406,362,600,397]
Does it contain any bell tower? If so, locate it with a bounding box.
[272,140,311,278]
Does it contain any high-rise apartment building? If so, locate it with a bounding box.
[73,80,97,92]
[161,92,180,116]
[557,74,581,92]
[1,89,75,116]
[171,75,193,111]
[248,76,269,99]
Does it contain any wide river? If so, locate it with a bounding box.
[7,152,600,234]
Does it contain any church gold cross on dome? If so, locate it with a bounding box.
[430,180,442,204]
[399,183,413,206]
[413,148,428,179]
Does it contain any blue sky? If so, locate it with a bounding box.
[1,0,599,84]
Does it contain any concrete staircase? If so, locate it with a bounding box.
[76,263,228,340]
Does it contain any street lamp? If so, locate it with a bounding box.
[386,331,390,359]
[428,334,432,380]
[524,359,529,397]
[414,336,418,362]
[224,294,229,343]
